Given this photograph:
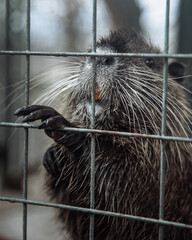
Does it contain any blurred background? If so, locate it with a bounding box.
[0,0,191,239]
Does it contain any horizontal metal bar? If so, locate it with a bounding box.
[0,50,192,59]
[0,122,191,142]
[0,122,38,129]
[0,196,191,230]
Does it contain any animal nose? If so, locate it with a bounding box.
[86,56,115,67]
[97,57,115,66]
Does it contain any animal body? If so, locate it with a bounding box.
[15,30,192,239]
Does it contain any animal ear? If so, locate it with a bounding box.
[168,61,185,83]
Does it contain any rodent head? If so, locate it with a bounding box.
[66,30,190,137]
[77,31,163,113]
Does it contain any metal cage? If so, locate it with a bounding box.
[0,0,192,240]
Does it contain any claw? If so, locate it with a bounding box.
[14,105,47,116]
[14,106,29,116]
[38,120,48,129]
[22,109,57,123]
[22,113,32,123]
[15,105,73,141]
[15,105,59,123]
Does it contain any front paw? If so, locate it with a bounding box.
[14,105,69,126]
[14,105,71,141]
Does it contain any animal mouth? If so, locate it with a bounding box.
[91,84,101,101]
[95,85,100,101]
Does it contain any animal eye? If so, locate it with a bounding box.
[145,58,154,68]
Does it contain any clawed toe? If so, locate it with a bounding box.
[14,105,48,116]
[15,105,72,141]
[15,105,61,124]
[39,115,70,129]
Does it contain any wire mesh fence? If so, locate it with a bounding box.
[0,0,192,240]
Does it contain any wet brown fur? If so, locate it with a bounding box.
[45,30,192,239]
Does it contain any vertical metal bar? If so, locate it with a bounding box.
[159,0,170,239]
[23,0,30,240]
[89,0,97,239]
[1,0,11,191]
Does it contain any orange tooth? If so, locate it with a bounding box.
[95,86,100,101]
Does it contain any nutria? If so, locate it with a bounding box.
[15,30,192,239]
